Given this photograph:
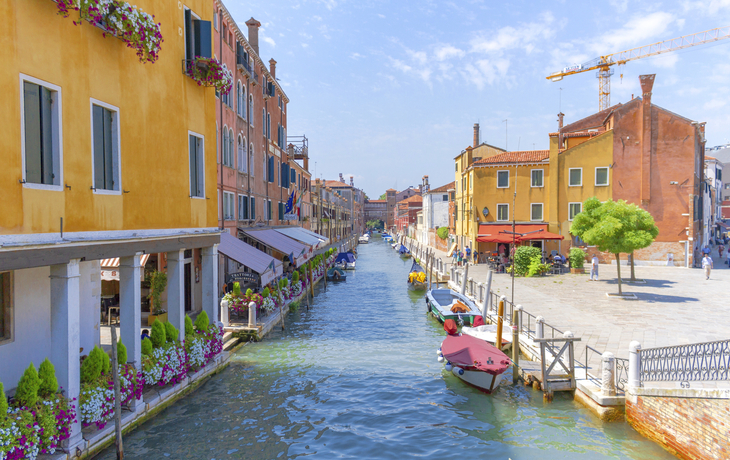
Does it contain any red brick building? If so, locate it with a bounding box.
[395,195,422,232]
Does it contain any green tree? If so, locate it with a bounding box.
[378,193,386,200]
[436,227,449,240]
[195,311,210,332]
[150,319,167,348]
[15,363,40,407]
[570,198,658,294]
[38,358,58,398]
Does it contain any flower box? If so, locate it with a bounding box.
[185,57,233,93]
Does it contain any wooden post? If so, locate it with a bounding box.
[277,279,285,331]
[110,326,124,459]
[512,305,521,383]
[496,296,505,351]
[309,261,315,297]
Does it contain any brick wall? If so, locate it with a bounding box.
[626,395,730,460]
[428,228,448,252]
[581,241,686,266]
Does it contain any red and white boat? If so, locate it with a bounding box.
[438,319,512,393]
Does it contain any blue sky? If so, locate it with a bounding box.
[225,0,730,198]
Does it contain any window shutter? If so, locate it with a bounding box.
[194,20,212,59]
[23,82,42,184]
[92,105,105,190]
[291,169,296,185]
[250,197,255,219]
[268,156,274,183]
[184,10,194,60]
[103,108,114,189]
[189,135,197,196]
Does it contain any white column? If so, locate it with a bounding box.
[202,244,220,323]
[166,249,185,340]
[536,316,545,339]
[601,352,617,396]
[628,341,642,389]
[50,259,83,450]
[120,253,144,413]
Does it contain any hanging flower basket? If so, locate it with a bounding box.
[186,57,233,94]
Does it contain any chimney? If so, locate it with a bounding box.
[245,18,261,55]
[639,74,655,105]
[269,58,277,79]
[350,177,354,186]
[558,112,565,151]
[339,173,344,183]
[473,123,480,147]
[558,112,564,129]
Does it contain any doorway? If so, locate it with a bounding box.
[184,262,192,312]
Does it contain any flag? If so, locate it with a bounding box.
[285,190,295,213]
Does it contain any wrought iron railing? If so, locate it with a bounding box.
[639,339,730,383]
[615,357,629,391]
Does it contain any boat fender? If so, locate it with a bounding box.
[437,348,442,355]
[444,362,453,372]
[437,355,444,363]
[452,366,464,376]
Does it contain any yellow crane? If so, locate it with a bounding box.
[547,26,730,111]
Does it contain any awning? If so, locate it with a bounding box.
[218,232,282,286]
[274,227,324,250]
[717,222,730,230]
[476,224,562,243]
[241,229,310,266]
[296,227,330,246]
[100,254,151,281]
[524,230,564,241]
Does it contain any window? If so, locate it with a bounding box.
[530,203,543,221]
[569,168,582,186]
[249,95,254,125]
[91,100,120,192]
[221,66,231,106]
[237,81,244,117]
[263,199,268,220]
[266,112,271,140]
[455,163,458,172]
[238,194,248,220]
[250,196,256,220]
[263,155,267,182]
[238,135,246,173]
[184,9,211,61]
[497,170,509,188]
[268,199,273,220]
[531,169,543,187]
[0,272,12,345]
[497,204,509,221]
[189,132,205,198]
[249,143,254,176]
[228,128,234,167]
[268,156,275,183]
[568,202,582,220]
[223,191,235,220]
[262,108,265,134]
[595,167,609,186]
[213,9,218,30]
[442,194,448,201]
[222,127,229,167]
[469,172,473,190]
[21,77,62,188]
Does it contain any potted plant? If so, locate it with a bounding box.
[569,247,587,274]
[147,270,168,325]
[186,56,233,93]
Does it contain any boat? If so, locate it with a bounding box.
[358,234,370,244]
[461,316,513,353]
[382,232,392,242]
[334,252,356,270]
[398,244,411,258]
[407,259,427,291]
[425,288,482,326]
[437,319,511,393]
[326,267,347,281]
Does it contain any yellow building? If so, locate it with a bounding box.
[0,1,220,451]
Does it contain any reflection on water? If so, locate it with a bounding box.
[95,239,672,459]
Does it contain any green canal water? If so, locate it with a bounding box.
[95,237,673,459]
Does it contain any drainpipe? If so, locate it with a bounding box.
[219,8,224,231]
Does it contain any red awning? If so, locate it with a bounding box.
[523,230,564,241]
[477,224,548,243]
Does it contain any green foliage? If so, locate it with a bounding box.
[148,270,168,315]
[185,315,194,336]
[292,271,299,283]
[436,227,449,240]
[245,288,253,297]
[117,339,128,365]
[15,363,40,408]
[280,278,288,288]
[232,282,242,297]
[262,287,270,298]
[513,246,541,276]
[150,319,166,348]
[289,300,301,312]
[165,321,179,343]
[0,382,7,420]
[570,198,659,255]
[38,358,58,398]
[569,247,587,269]
[527,256,551,277]
[80,347,102,383]
[195,311,210,333]
[378,193,386,200]
[141,338,153,356]
[99,348,110,376]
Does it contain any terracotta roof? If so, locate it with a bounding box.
[473,150,549,165]
[429,181,455,193]
[367,199,386,203]
[706,156,717,160]
[561,104,621,133]
[324,180,351,188]
[386,188,396,191]
[398,195,423,204]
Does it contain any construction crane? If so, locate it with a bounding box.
[547,26,730,111]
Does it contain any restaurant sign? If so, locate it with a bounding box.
[226,271,260,284]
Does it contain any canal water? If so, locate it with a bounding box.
[96,237,672,459]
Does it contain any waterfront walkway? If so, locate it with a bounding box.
[413,239,730,369]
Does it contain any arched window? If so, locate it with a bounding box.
[237,81,244,117]
[222,126,229,166]
[262,154,267,181]
[249,143,254,177]
[238,134,246,173]
[221,64,230,106]
[229,128,234,168]
[249,95,254,125]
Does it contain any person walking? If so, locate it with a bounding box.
[702,253,713,279]
[452,246,458,266]
[590,254,599,281]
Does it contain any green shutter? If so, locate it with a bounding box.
[24,82,42,184]
[92,105,105,189]
[189,135,197,196]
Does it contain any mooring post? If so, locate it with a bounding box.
[601,351,616,396]
[512,305,522,383]
[628,341,642,389]
[480,271,492,322]
[536,316,544,340]
[460,263,469,295]
[110,325,124,459]
[248,301,257,328]
[496,295,505,351]
[220,298,229,327]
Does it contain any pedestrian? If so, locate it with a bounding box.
[719,244,725,259]
[457,250,463,266]
[590,254,599,281]
[452,246,458,265]
[702,253,714,280]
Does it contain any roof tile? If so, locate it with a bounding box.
[473,150,549,166]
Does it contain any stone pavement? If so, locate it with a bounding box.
[403,236,730,373]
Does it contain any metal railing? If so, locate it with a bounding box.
[583,345,628,391]
[639,339,730,383]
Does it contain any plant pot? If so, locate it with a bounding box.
[147,312,168,325]
[570,267,585,274]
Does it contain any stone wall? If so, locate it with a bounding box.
[581,241,686,266]
[429,228,448,252]
[626,393,730,460]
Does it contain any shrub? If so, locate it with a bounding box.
[292,271,299,284]
[99,347,111,376]
[185,315,194,336]
[289,300,300,312]
[141,338,153,356]
[569,247,587,269]
[280,278,288,288]
[232,282,242,297]
[527,256,551,277]
[15,363,40,407]
[117,340,128,365]
[80,348,102,384]
[38,358,58,398]
[513,246,542,276]
[437,227,449,240]
[165,322,179,343]
[150,319,166,348]
[0,382,7,419]
[262,287,270,298]
[195,311,210,333]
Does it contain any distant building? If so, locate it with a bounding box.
[364,199,387,226]
[704,157,723,243]
[395,195,423,233]
[419,176,454,249]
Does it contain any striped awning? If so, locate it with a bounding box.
[100,254,151,281]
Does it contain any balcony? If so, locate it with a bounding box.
[287,135,309,161]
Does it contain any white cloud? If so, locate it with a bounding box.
[587,12,676,55]
[609,0,629,13]
[350,52,364,60]
[704,99,726,110]
[434,45,465,61]
[469,11,555,55]
[263,36,276,47]
[682,0,730,14]
[378,13,386,18]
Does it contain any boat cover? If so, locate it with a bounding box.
[335,252,356,263]
[398,245,409,254]
[441,331,511,375]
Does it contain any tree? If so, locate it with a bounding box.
[570,198,658,295]
[378,193,386,200]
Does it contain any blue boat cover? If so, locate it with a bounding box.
[335,252,356,263]
[398,245,409,254]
